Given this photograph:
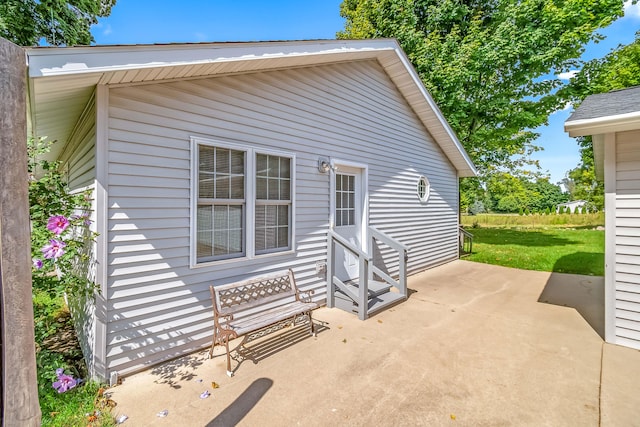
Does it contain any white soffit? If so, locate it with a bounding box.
[26,39,476,177]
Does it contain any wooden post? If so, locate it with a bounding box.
[0,37,42,426]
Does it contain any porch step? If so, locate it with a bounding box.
[333,279,404,316]
[336,279,391,299]
[367,292,406,316]
[333,287,406,316]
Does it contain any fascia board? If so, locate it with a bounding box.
[565,111,640,137]
[25,39,395,78]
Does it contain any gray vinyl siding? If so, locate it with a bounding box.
[59,99,100,376]
[65,101,97,191]
[615,129,640,349]
[105,60,459,375]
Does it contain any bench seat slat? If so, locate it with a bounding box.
[226,301,316,336]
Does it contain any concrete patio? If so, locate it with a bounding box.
[108,261,640,426]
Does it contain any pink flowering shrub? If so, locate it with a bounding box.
[29,137,98,300]
[29,138,100,408]
[47,215,70,235]
[52,368,77,393]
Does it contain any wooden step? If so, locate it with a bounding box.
[333,289,406,317]
[334,279,392,301]
[366,292,406,316]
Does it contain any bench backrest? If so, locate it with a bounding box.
[211,269,299,317]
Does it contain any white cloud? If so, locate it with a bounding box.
[624,0,640,18]
[194,32,208,42]
[557,70,578,80]
[550,102,573,116]
[94,22,112,36]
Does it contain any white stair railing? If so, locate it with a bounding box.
[327,229,371,320]
[368,226,408,298]
[327,227,408,320]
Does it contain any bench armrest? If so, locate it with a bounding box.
[214,313,234,330]
[298,289,315,303]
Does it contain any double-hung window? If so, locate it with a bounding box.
[196,145,245,261]
[192,137,294,265]
[255,153,291,254]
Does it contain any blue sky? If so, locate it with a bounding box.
[92,0,640,184]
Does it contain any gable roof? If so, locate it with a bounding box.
[565,86,640,137]
[26,39,476,177]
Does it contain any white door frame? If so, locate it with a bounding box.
[329,159,368,252]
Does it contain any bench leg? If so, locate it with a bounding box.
[308,311,316,337]
[209,328,218,359]
[224,335,234,377]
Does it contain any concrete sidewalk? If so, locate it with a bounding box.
[109,261,640,426]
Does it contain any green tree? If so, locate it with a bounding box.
[0,0,116,46]
[527,178,568,212]
[484,172,566,213]
[486,172,530,213]
[338,0,625,176]
[561,32,640,212]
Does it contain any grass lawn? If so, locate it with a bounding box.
[464,227,604,276]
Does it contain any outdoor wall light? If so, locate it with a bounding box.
[318,157,331,173]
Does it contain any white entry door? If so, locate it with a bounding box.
[332,164,367,281]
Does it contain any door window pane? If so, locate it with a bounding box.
[335,173,355,227]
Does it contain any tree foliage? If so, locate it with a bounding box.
[338,0,625,176]
[561,30,640,212]
[485,172,567,213]
[566,30,640,101]
[0,0,116,46]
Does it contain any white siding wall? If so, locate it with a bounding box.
[65,101,97,191]
[615,129,640,349]
[61,100,100,376]
[105,60,459,375]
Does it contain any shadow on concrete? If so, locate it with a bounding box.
[149,352,205,389]
[211,320,329,376]
[538,271,604,339]
[206,378,273,426]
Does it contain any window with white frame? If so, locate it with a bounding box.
[255,153,291,253]
[335,173,355,227]
[197,145,245,261]
[417,175,430,203]
[193,138,293,264]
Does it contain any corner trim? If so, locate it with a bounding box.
[603,132,617,344]
[93,84,109,380]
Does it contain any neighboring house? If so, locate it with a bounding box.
[26,39,476,380]
[556,200,586,213]
[565,85,640,351]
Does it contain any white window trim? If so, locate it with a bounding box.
[189,136,296,268]
[417,175,430,203]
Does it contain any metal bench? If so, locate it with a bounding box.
[209,269,317,376]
